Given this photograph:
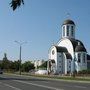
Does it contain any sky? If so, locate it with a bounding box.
[0,0,90,62]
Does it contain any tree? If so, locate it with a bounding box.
[22,61,35,72]
[10,0,24,11]
[0,60,3,69]
[11,60,20,71]
[1,53,19,72]
[2,53,10,70]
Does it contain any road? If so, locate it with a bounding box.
[0,74,90,90]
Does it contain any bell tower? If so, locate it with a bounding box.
[62,19,75,39]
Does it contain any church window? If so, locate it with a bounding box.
[63,26,65,36]
[71,26,74,36]
[59,66,61,68]
[78,53,81,62]
[67,26,69,36]
[59,61,61,63]
[59,55,61,57]
[83,53,86,63]
[52,50,55,55]
[71,26,74,30]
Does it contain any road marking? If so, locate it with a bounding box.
[74,85,87,89]
[14,80,64,90]
[4,83,22,90]
[38,81,50,83]
[62,84,87,89]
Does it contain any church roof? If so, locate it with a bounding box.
[63,19,75,25]
[75,45,86,52]
[69,38,87,52]
[65,53,72,59]
[55,46,68,52]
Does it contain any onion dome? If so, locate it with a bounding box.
[75,45,86,52]
[63,19,75,25]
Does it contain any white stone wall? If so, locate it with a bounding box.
[57,38,74,57]
[67,59,71,73]
[51,63,56,73]
[48,46,57,73]
[57,38,74,72]
[48,46,57,67]
[57,52,64,74]
[75,52,87,72]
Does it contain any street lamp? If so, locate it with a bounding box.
[15,41,27,75]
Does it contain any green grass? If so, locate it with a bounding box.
[21,73,90,82]
[5,72,90,82]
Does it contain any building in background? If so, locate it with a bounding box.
[48,19,90,75]
[34,60,45,70]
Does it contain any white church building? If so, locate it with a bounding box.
[47,19,90,75]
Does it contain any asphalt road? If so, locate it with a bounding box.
[0,74,90,90]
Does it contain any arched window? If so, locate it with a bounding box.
[71,26,74,36]
[78,53,81,63]
[67,26,69,36]
[52,50,55,55]
[83,53,86,63]
[63,26,65,36]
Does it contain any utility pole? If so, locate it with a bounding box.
[15,41,27,75]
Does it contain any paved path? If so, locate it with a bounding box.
[0,74,90,90]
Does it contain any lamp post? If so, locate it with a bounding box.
[15,41,27,75]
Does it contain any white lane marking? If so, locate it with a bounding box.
[38,81,50,83]
[4,83,22,90]
[14,80,64,90]
[74,85,87,89]
[62,84,87,89]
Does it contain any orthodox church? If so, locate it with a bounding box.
[47,19,90,74]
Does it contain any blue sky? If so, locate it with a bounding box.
[0,0,90,61]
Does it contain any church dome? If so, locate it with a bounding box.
[63,19,75,25]
[75,45,86,52]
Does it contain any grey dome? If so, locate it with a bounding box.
[63,19,75,25]
[75,45,86,52]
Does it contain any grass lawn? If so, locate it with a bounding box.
[20,72,90,82]
[5,72,90,82]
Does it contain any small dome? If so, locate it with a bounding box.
[63,19,75,25]
[75,45,86,52]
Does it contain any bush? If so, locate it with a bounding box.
[78,69,90,74]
